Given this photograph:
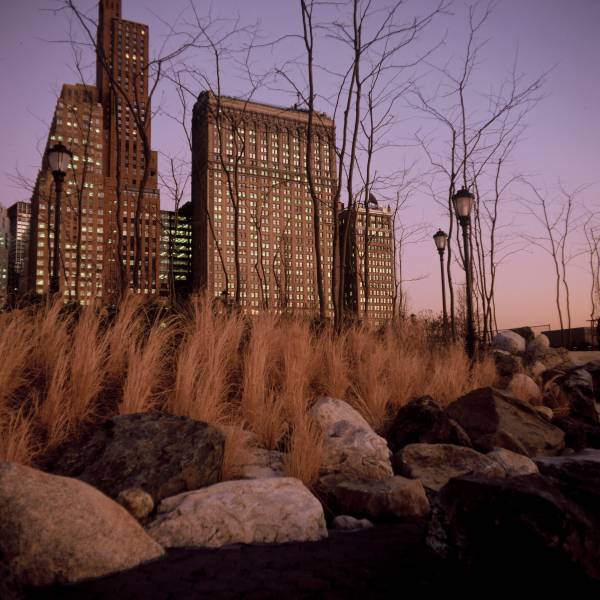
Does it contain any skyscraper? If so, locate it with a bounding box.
[0,205,9,305]
[191,92,337,315]
[28,84,105,302]
[340,203,395,323]
[8,201,31,301]
[159,202,193,299]
[97,0,160,299]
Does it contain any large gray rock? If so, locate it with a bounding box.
[493,350,524,381]
[330,477,430,519]
[0,463,164,587]
[486,448,539,476]
[310,397,393,490]
[386,396,471,453]
[447,387,565,457]
[233,447,285,480]
[507,373,542,404]
[527,334,550,354]
[393,443,505,492]
[47,412,224,503]
[427,473,600,581]
[147,477,327,548]
[492,331,526,354]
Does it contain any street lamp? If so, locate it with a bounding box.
[452,188,476,358]
[47,143,72,296]
[433,229,449,335]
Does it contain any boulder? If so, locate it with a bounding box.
[533,347,572,370]
[0,463,163,587]
[332,515,374,531]
[493,350,524,380]
[447,387,565,457]
[527,334,550,354]
[535,449,600,513]
[233,447,285,480]
[543,367,598,423]
[310,397,393,490]
[393,443,505,492]
[329,477,429,519]
[511,326,535,343]
[386,396,472,453]
[116,488,154,523]
[492,331,526,354]
[486,448,539,476]
[529,360,547,379]
[47,412,224,503]
[427,473,600,581]
[534,406,554,421]
[554,416,600,451]
[581,360,600,402]
[507,373,542,404]
[147,477,327,548]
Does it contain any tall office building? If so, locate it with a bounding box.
[7,201,31,301]
[340,203,395,323]
[28,84,105,301]
[0,205,9,305]
[191,92,337,314]
[159,202,192,298]
[97,0,160,298]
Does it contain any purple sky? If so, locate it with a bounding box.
[1,0,598,329]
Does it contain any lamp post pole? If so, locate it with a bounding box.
[452,189,476,359]
[47,143,72,297]
[433,229,449,336]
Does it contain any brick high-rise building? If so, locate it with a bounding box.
[0,205,9,305]
[28,84,105,302]
[191,92,337,314]
[159,202,192,298]
[8,201,31,301]
[97,0,160,299]
[340,203,395,323]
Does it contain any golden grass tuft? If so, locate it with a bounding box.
[0,298,497,483]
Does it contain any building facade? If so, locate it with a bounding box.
[0,205,9,305]
[28,84,105,302]
[340,203,395,323]
[191,92,337,314]
[97,0,161,299]
[7,201,31,302]
[159,202,192,298]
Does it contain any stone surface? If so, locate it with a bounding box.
[47,412,225,503]
[511,326,535,343]
[232,447,285,480]
[330,477,430,519]
[393,443,505,492]
[527,334,550,354]
[535,449,600,513]
[386,396,472,454]
[507,373,542,404]
[310,397,393,490]
[427,473,600,581]
[0,462,164,587]
[554,416,600,451]
[492,331,526,354]
[543,367,598,423]
[493,350,524,380]
[486,448,539,476]
[117,488,154,522]
[147,477,327,549]
[534,406,554,421]
[530,360,548,379]
[331,515,374,531]
[447,387,565,457]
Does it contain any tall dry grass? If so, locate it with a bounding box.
[0,297,497,488]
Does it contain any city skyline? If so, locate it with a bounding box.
[1,0,598,328]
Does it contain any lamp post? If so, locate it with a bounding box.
[433,229,449,335]
[47,143,72,296]
[452,188,476,358]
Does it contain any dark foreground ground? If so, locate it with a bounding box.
[26,521,599,599]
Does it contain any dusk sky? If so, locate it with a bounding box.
[0,0,598,330]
